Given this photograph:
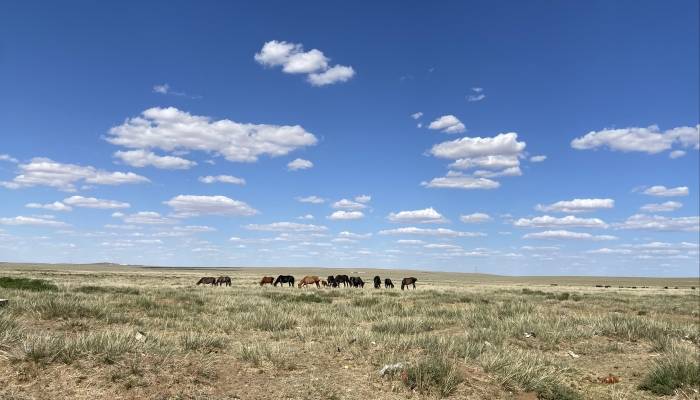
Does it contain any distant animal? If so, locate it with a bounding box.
[373,276,381,289]
[349,276,364,288]
[216,276,232,286]
[384,278,394,289]
[321,280,328,287]
[274,275,295,287]
[604,285,611,288]
[298,275,321,288]
[327,275,337,288]
[401,277,417,290]
[335,274,350,287]
[595,285,603,288]
[260,276,274,286]
[196,277,217,286]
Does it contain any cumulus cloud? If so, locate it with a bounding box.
[460,213,492,223]
[428,115,466,134]
[614,214,699,232]
[535,198,614,213]
[523,230,617,241]
[332,198,367,210]
[0,154,18,163]
[0,215,69,227]
[244,222,328,232]
[430,132,526,160]
[0,157,149,192]
[25,201,72,212]
[114,149,196,170]
[449,155,520,170]
[354,195,371,203]
[328,211,364,220]
[421,172,500,190]
[118,211,175,225]
[198,175,246,185]
[164,195,258,217]
[514,215,609,229]
[530,155,547,162]
[107,107,317,164]
[64,196,130,209]
[378,227,484,237]
[642,185,688,197]
[297,214,314,220]
[396,239,425,245]
[287,158,313,171]
[338,231,372,239]
[571,124,699,154]
[387,207,447,224]
[255,40,355,86]
[296,195,325,204]
[640,201,682,213]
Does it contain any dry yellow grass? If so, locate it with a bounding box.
[0,263,698,400]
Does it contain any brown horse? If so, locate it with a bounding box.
[401,277,417,290]
[216,276,232,286]
[297,275,321,288]
[260,276,274,286]
[197,277,217,286]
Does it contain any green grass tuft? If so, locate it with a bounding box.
[0,277,58,292]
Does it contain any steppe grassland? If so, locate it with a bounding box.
[0,264,698,400]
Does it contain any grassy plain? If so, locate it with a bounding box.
[0,262,698,399]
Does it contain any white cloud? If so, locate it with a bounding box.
[164,195,259,217]
[0,157,149,192]
[332,198,367,210]
[387,207,447,224]
[378,227,484,237]
[535,198,614,213]
[396,239,425,245]
[530,155,547,162]
[640,201,682,213]
[354,194,371,203]
[0,215,69,227]
[308,65,356,86]
[119,211,175,225]
[255,40,355,86]
[428,115,466,134]
[430,132,526,160]
[614,214,699,232]
[449,155,520,170]
[411,112,423,120]
[338,231,372,239]
[421,173,500,190]
[114,149,196,170]
[587,248,633,255]
[642,185,688,197]
[466,87,486,102]
[0,154,18,163]
[425,243,462,250]
[244,222,328,233]
[199,175,246,185]
[153,84,169,94]
[570,124,699,154]
[523,230,617,241]
[26,201,72,212]
[298,214,314,220]
[63,196,130,209]
[460,213,492,223]
[514,215,609,229]
[473,166,522,178]
[296,195,325,204]
[669,150,686,159]
[287,158,313,171]
[107,107,317,163]
[328,210,364,220]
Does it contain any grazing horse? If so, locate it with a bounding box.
[260,276,274,286]
[216,276,232,286]
[196,277,217,286]
[335,274,350,287]
[401,277,417,290]
[373,276,381,289]
[327,275,338,288]
[349,276,365,288]
[321,280,328,287]
[274,275,295,287]
[298,275,321,288]
[384,278,394,289]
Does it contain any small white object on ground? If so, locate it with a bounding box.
[567,350,580,358]
[379,362,404,376]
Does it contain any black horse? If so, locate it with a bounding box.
[335,274,350,287]
[401,277,417,290]
[197,277,217,286]
[216,276,232,286]
[373,276,381,289]
[327,275,338,288]
[349,276,365,288]
[274,275,295,287]
[384,278,394,289]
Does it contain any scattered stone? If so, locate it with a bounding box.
[135,331,146,342]
[567,350,580,359]
[524,331,536,338]
[0,299,7,307]
[379,363,404,377]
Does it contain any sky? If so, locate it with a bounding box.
[0,1,698,276]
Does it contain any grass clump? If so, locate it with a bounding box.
[261,292,331,304]
[401,355,463,397]
[0,277,58,292]
[74,286,140,295]
[372,318,434,335]
[180,331,227,352]
[249,313,297,332]
[638,350,700,395]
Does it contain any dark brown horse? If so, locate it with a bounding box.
[197,277,217,286]
[297,275,321,288]
[260,276,274,286]
[401,277,417,290]
[216,276,232,286]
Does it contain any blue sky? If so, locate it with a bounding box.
[0,1,698,276]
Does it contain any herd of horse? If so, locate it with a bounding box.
[196,274,419,290]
